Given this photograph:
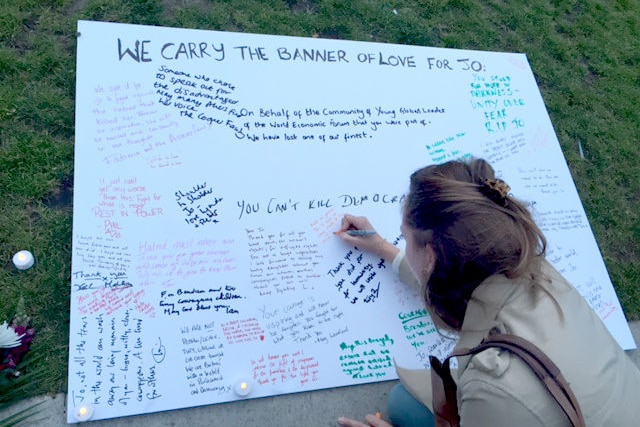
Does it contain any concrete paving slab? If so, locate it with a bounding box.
[3,321,639,426]
[2,381,397,427]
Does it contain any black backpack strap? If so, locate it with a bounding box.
[430,353,460,427]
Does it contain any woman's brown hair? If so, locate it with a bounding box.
[403,158,547,331]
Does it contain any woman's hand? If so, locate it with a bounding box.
[338,414,393,427]
[336,214,400,263]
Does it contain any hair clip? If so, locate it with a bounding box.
[481,178,511,206]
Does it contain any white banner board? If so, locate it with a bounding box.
[68,20,635,423]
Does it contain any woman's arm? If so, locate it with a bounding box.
[336,214,400,263]
[337,214,420,291]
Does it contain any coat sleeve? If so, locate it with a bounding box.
[394,363,434,412]
[392,250,421,292]
[458,379,550,427]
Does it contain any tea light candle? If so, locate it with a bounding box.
[234,378,252,397]
[74,403,94,422]
[12,250,34,270]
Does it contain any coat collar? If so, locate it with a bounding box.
[453,271,534,370]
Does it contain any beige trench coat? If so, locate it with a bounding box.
[393,254,640,426]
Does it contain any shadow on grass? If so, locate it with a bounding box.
[0,353,49,426]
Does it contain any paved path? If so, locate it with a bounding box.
[4,321,639,426]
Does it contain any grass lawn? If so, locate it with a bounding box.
[0,0,638,404]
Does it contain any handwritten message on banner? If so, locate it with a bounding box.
[69,20,635,422]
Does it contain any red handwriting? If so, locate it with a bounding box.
[92,81,181,166]
[77,288,156,318]
[92,176,164,222]
[310,208,341,244]
[221,318,265,345]
[136,238,237,286]
[251,350,319,387]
